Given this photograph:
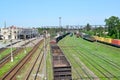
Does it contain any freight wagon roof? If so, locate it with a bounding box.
[53,55,71,67]
[53,61,70,67]
[50,43,71,68]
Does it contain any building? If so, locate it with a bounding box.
[0,25,39,40]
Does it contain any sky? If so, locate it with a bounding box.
[0,0,120,28]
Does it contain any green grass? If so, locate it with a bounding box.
[0,47,32,78]
[58,35,120,80]
[46,37,53,80]
[0,48,16,60]
[46,47,53,80]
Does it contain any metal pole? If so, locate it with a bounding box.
[23,29,26,54]
[4,21,6,28]
[44,31,47,80]
[24,34,26,54]
[59,17,62,32]
[10,29,13,62]
[59,17,61,28]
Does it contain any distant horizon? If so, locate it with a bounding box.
[0,24,106,29]
[0,0,120,27]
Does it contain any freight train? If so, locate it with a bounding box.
[50,43,72,80]
[55,32,70,43]
[50,33,72,80]
[80,33,96,42]
[82,34,96,42]
[80,32,120,47]
[93,36,120,47]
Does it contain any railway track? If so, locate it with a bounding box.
[0,48,7,54]
[78,41,120,72]
[0,38,37,68]
[58,37,120,80]
[61,47,86,80]
[61,46,99,80]
[72,39,120,79]
[0,39,43,80]
[0,40,21,54]
[25,43,48,80]
[95,41,120,52]
[61,46,117,80]
[74,48,118,79]
[0,48,23,68]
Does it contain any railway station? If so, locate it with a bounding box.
[0,25,38,40]
[1,25,120,80]
[1,0,120,80]
[1,28,120,80]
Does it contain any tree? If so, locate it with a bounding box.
[85,23,91,31]
[83,23,94,35]
[105,16,120,39]
[96,26,104,37]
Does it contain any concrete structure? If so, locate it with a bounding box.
[0,25,39,40]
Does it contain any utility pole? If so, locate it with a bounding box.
[3,21,7,44]
[59,17,61,28]
[10,28,13,62]
[24,33,26,54]
[59,17,62,32]
[43,30,47,80]
[4,21,6,28]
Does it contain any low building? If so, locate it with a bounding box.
[0,25,39,40]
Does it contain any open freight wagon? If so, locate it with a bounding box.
[50,41,72,80]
